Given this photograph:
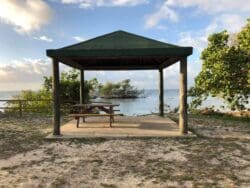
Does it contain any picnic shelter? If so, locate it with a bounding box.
[46,30,193,136]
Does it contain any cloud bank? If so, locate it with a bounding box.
[0,0,52,34]
[0,59,51,90]
[61,0,148,8]
[145,0,250,29]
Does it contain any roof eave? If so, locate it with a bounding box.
[46,47,193,58]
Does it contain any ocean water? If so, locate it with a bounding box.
[0,91,20,110]
[0,90,230,115]
[93,89,226,115]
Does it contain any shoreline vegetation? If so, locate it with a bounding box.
[1,72,249,116]
[2,76,145,115]
[98,79,144,99]
[1,92,249,117]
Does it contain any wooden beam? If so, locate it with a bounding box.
[159,68,164,116]
[80,69,85,104]
[78,66,158,70]
[159,57,180,69]
[59,57,83,69]
[52,58,60,135]
[179,57,188,134]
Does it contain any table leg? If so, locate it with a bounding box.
[110,106,114,123]
[76,117,80,128]
[109,115,112,127]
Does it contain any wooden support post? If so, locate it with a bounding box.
[76,117,79,128]
[159,68,164,117]
[179,57,188,134]
[52,58,60,135]
[80,69,85,104]
[19,100,22,117]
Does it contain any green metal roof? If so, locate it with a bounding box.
[46,30,192,70]
[46,30,192,58]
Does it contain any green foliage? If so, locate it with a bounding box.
[7,69,99,114]
[43,69,99,103]
[6,90,52,114]
[189,19,250,111]
[99,79,142,98]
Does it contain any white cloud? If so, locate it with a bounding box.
[0,59,195,91]
[34,35,53,42]
[166,0,250,14]
[73,36,86,42]
[61,0,148,8]
[178,14,247,51]
[145,0,250,29]
[205,14,246,34]
[0,59,51,84]
[178,32,207,52]
[0,58,73,90]
[145,1,178,28]
[0,0,52,34]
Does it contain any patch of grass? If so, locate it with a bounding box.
[100,183,118,188]
[1,165,19,171]
[190,113,250,123]
[51,177,67,188]
[179,175,194,181]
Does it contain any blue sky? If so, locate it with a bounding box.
[0,0,249,91]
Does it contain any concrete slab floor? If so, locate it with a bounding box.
[46,115,195,139]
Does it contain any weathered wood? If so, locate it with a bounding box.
[159,68,164,116]
[179,57,188,134]
[19,101,22,117]
[59,57,83,69]
[70,113,123,128]
[77,66,159,71]
[52,58,61,135]
[69,113,123,117]
[76,117,80,128]
[159,57,181,69]
[80,69,85,104]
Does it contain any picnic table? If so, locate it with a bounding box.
[69,103,122,127]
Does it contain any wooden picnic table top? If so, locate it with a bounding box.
[72,103,119,107]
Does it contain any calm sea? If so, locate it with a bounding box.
[0,91,20,110]
[93,89,227,115]
[0,90,229,115]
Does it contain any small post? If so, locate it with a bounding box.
[80,69,85,104]
[179,57,188,134]
[52,58,60,135]
[159,68,164,116]
[19,100,22,117]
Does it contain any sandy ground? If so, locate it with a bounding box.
[0,114,249,187]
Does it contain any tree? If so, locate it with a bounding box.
[99,79,142,98]
[43,69,98,102]
[189,19,250,111]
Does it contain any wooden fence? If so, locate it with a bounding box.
[0,99,77,117]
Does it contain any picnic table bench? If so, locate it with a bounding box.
[69,103,123,127]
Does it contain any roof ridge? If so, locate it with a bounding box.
[60,30,122,50]
[118,30,179,47]
[60,30,180,50]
